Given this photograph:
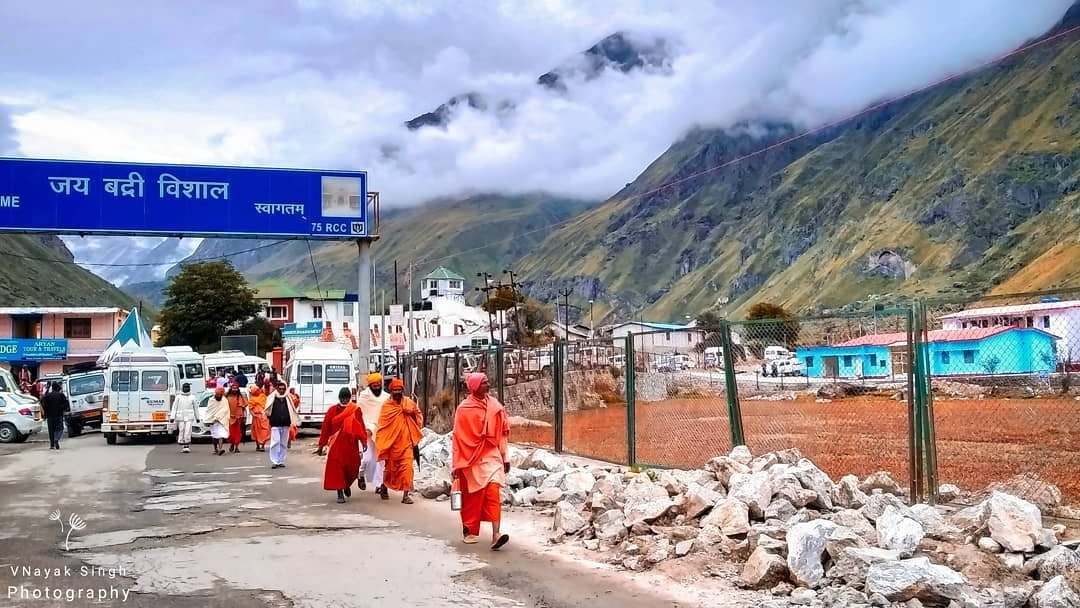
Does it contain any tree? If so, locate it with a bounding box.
[744,302,801,352]
[694,311,723,352]
[508,299,554,345]
[481,285,522,314]
[156,261,262,352]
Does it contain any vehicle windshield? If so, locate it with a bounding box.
[325,364,351,384]
[182,363,204,379]
[69,374,105,397]
[141,370,170,392]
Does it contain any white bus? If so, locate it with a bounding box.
[101,349,178,445]
[284,342,356,427]
[162,346,206,386]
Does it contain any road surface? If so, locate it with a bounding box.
[0,429,708,608]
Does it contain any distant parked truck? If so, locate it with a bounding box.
[703,347,723,368]
[764,346,794,361]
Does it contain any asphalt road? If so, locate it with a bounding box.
[0,429,689,608]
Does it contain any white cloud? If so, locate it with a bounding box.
[0,0,1072,211]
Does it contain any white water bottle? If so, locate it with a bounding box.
[450,479,462,511]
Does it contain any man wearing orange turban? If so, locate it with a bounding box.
[375,377,423,503]
[452,372,510,549]
[356,372,388,494]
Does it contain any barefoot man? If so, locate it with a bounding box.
[375,378,423,504]
[452,372,510,550]
[356,372,388,495]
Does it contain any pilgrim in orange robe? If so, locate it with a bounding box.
[376,380,423,494]
[452,373,510,541]
[247,386,271,448]
[226,385,248,449]
[318,402,367,492]
[288,389,301,444]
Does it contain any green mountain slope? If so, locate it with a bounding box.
[517,27,1080,321]
[0,235,142,308]
[178,193,596,296]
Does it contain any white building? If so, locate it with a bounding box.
[605,321,705,354]
[939,299,1080,363]
[420,267,466,304]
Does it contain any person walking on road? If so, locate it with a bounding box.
[356,372,388,493]
[452,372,511,550]
[267,381,299,469]
[287,387,301,447]
[375,378,423,504]
[247,385,271,451]
[226,382,248,453]
[205,387,231,455]
[317,387,368,504]
[170,383,199,453]
[41,382,70,450]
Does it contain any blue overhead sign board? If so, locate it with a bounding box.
[0,339,68,361]
[0,157,368,239]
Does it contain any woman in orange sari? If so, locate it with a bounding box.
[317,387,367,504]
[247,386,271,452]
[288,388,301,447]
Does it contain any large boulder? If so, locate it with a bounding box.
[833,475,870,509]
[416,472,451,499]
[825,525,867,561]
[774,474,817,509]
[622,477,675,526]
[827,547,901,586]
[701,498,751,537]
[729,472,774,519]
[864,557,966,604]
[553,501,589,536]
[876,505,925,557]
[521,468,550,488]
[786,519,839,588]
[593,509,627,544]
[986,492,1043,553]
[419,434,452,468]
[860,471,904,496]
[730,445,754,466]
[1028,546,1080,581]
[658,471,684,497]
[522,449,566,473]
[908,503,963,542]
[764,498,798,523]
[829,509,878,544]
[684,482,724,520]
[790,459,835,511]
[1031,575,1080,608]
[741,546,790,589]
[862,492,909,523]
[705,456,751,488]
[513,486,539,507]
[560,469,597,500]
[535,487,565,505]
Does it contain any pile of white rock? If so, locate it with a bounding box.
[414,431,1080,608]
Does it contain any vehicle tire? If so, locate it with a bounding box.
[0,423,18,444]
[541,366,552,379]
[14,433,29,443]
[67,421,83,437]
[104,432,117,445]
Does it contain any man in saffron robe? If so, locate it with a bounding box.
[356,372,389,494]
[375,378,423,504]
[317,387,368,503]
[452,372,511,550]
[247,386,271,451]
[225,382,248,453]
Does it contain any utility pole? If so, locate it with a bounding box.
[557,287,574,328]
[476,271,496,344]
[394,260,399,306]
[504,269,524,345]
[407,261,415,354]
[589,299,595,338]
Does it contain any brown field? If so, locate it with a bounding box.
[513,395,1080,504]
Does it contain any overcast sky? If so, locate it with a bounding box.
[0,0,1072,208]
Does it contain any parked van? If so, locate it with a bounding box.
[764,346,793,361]
[64,368,107,436]
[204,350,271,384]
[703,346,723,368]
[162,346,205,386]
[283,343,356,427]
[101,350,178,445]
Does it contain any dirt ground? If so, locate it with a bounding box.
[513,394,1080,504]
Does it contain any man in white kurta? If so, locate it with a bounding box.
[356,372,389,493]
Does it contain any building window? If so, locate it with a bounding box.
[963,350,975,364]
[869,354,878,367]
[312,305,324,319]
[1026,316,1034,328]
[266,306,288,320]
[64,318,92,339]
[805,356,814,367]
[843,355,853,367]
[449,280,462,290]
[665,332,672,341]
[941,352,951,365]
[11,317,39,339]
[343,302,354,317]
[1041,315,1051,329]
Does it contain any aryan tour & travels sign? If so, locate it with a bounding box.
[0,158,369,239]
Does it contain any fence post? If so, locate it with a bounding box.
[905,306,920,502]
[625,332,637,468]
[720,320,745,447]
[421,354,430,423]
[914,300,939,504]
[495,343,505,405]
[553,338,565,453]
[453,350,461,405]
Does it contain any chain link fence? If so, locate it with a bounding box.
[923,288,1080,507]
[728,310,919,494]
[401,287,1080,509]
